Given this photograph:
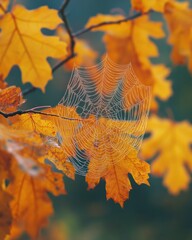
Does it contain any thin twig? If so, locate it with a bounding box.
[73,12,143,37]
[23,5,144,96]
[0,109,85,122]
[23,86,37,96]
[52,53,76,73]
[59,0,75,56]
[23,0,75,96]
[53,0,76,71]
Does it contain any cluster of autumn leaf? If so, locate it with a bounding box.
[0,0,192,239]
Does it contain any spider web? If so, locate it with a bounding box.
[56,55,151,177]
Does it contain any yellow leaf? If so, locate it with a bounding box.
[86,14,172,109]
[13,113,56,137]
[142,115,192,194]
[0,5,67,90]
[0,0,9,16]
[164,2,192,72]
[151,65,172,111]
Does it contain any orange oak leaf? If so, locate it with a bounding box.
[8,162,66,240]
[164,1,192,72]
[57,26,98,70]
[131,0,170,13]
[0,86,25,112]
[86,145,150,207]
[74,115,150,206]
[86,14,172,110]
[86,14,164,66]
[0,5,67,90]
[142,115,192,195]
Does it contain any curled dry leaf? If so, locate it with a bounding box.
[0,86,25,112]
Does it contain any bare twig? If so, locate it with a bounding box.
[23,86,37,96]
[23,0,76,96]
[22,3,144,96]
[73,12,143,37]
[52,52,76,73]
[0,109,85,122]
[59,0,75,56]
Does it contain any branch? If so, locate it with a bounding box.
[23,86,37,96]
[59,0,75,57]
[23,0,75,96]
[23,8,144,96]
[52,0,77,73]
[0,109,85,122]
[52,52,76,73]
[73,12,143,37]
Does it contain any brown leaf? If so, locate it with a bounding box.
[0,86,25,113]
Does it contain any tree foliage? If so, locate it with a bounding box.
[0,0,192,239]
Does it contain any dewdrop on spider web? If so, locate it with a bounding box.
[55,54,151,177]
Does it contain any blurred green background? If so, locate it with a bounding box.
[7,0,192,239]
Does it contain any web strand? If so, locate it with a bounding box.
[56,55,151,177]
